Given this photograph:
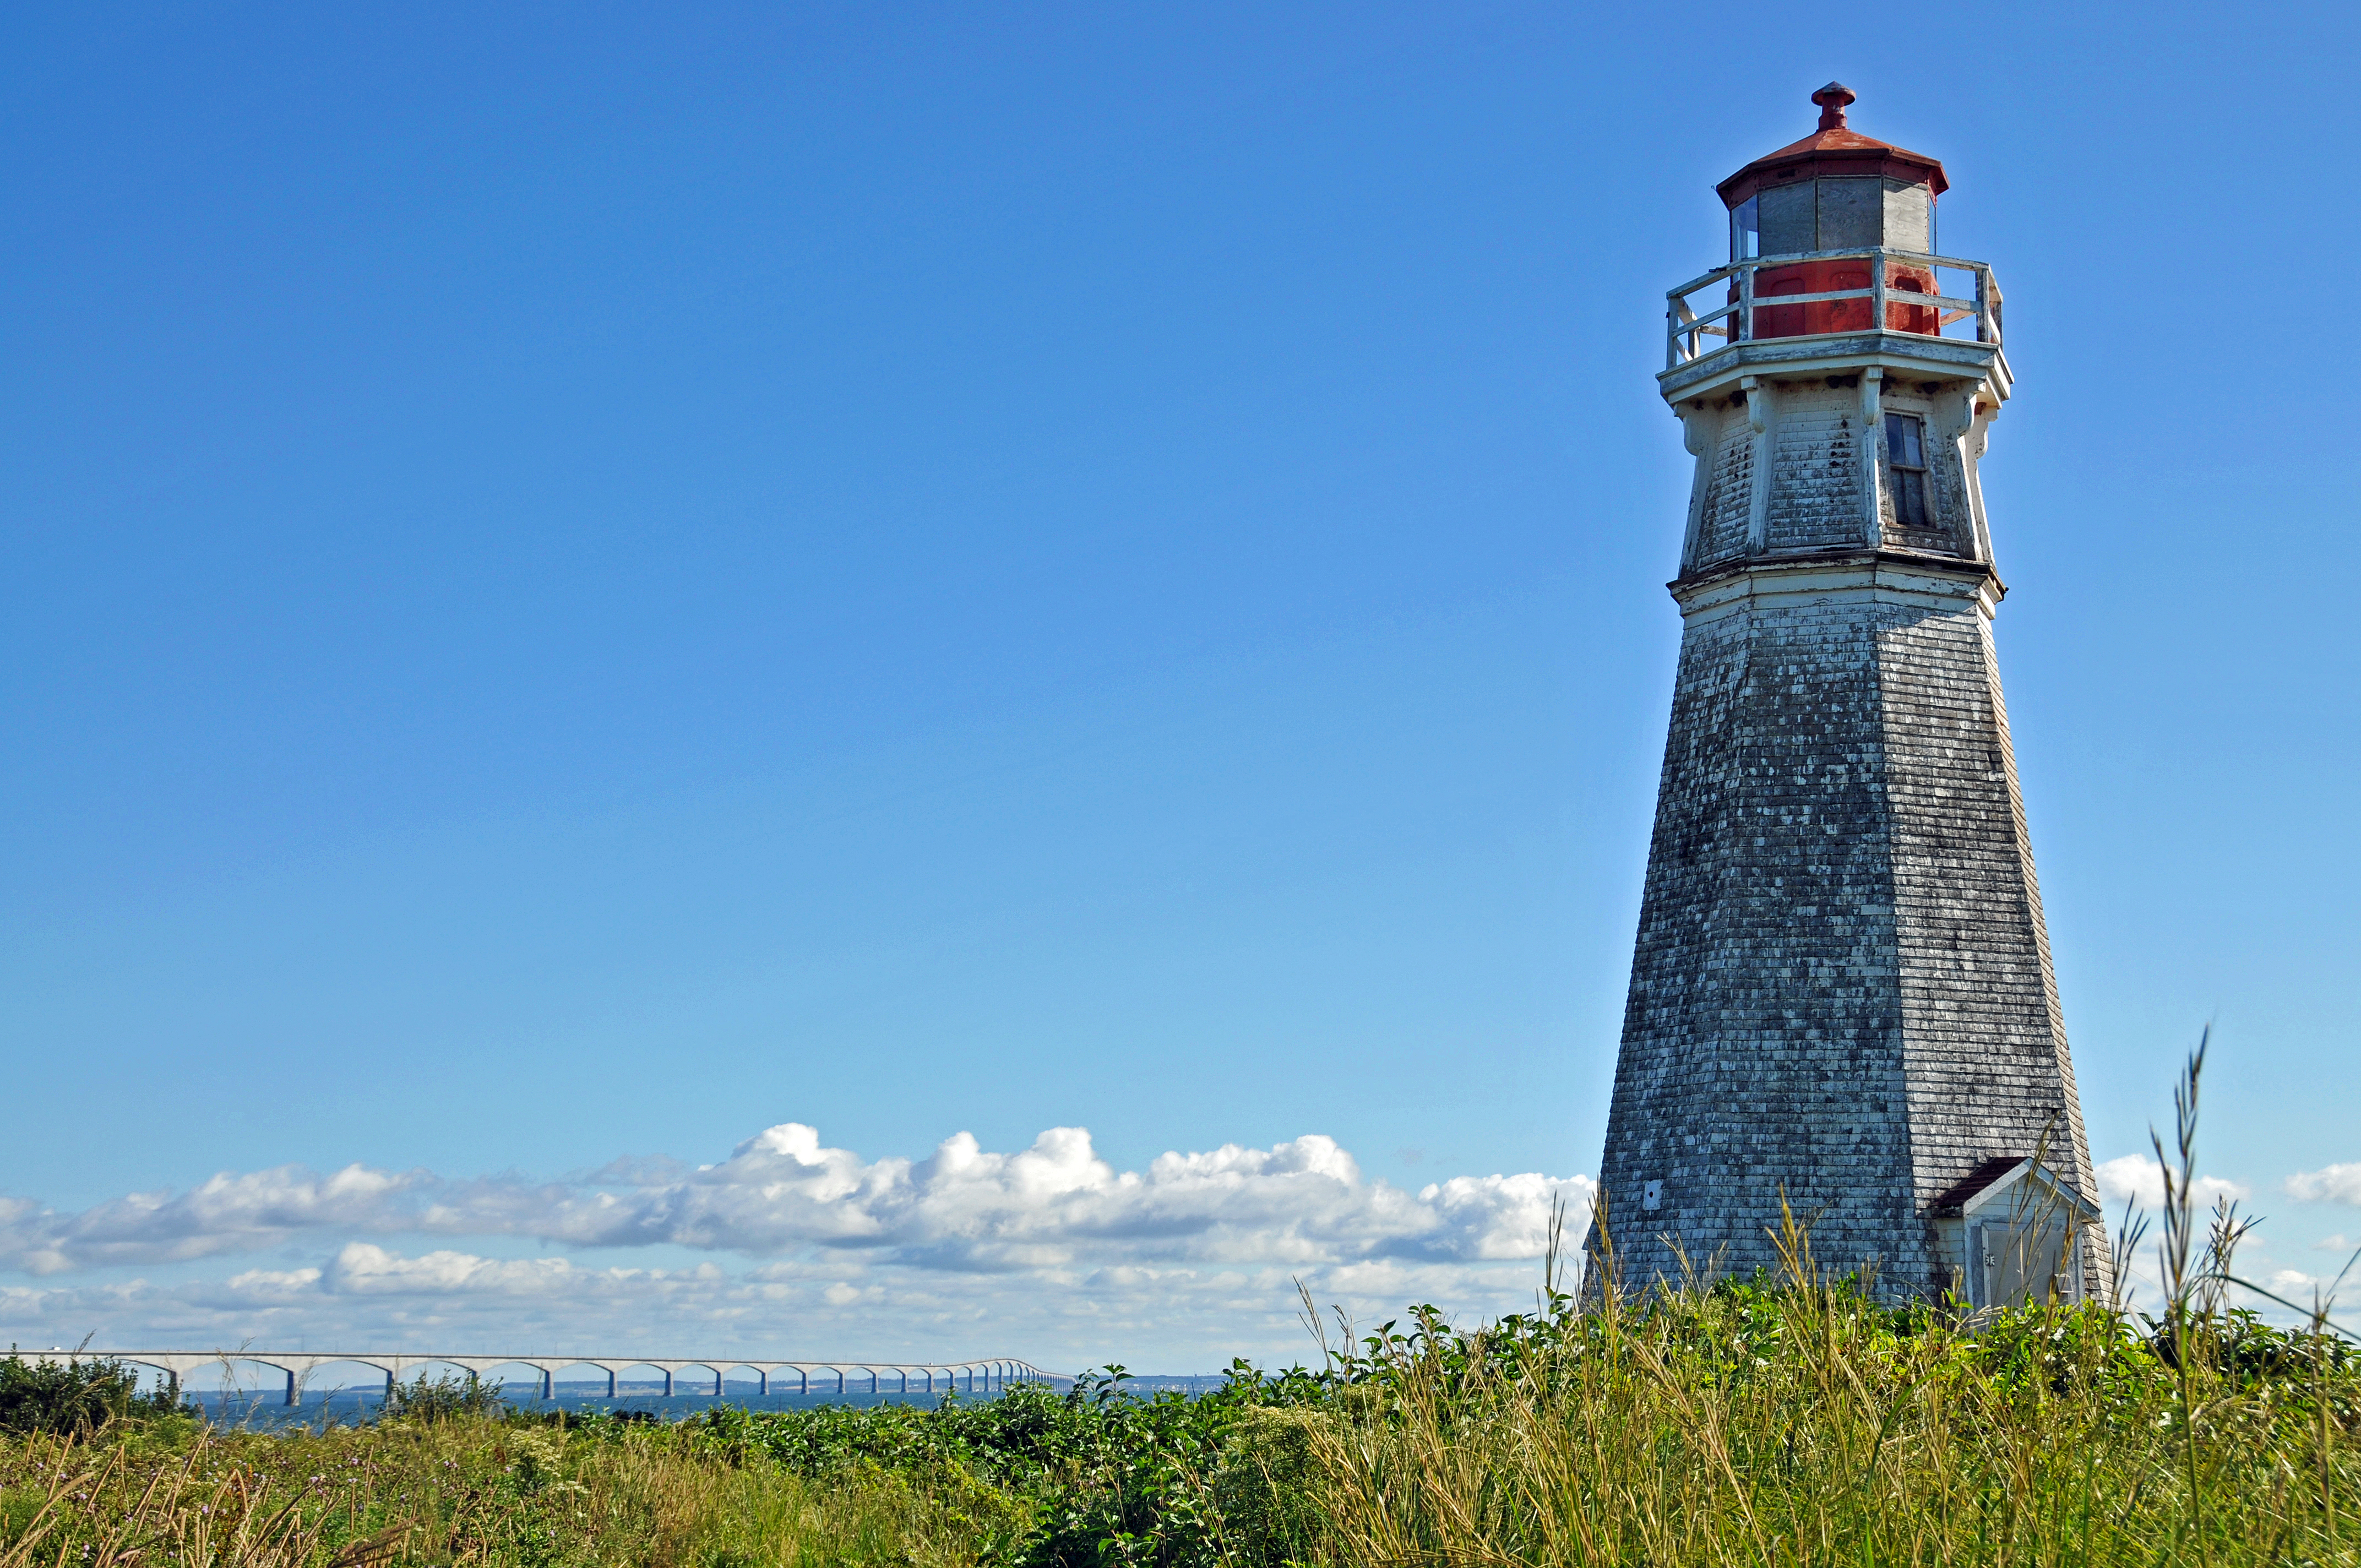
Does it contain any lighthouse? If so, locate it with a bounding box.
[1592,86,2111,1306]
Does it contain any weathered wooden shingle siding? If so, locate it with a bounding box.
[1700,413,1754,564]
[1880,610,2112,1300]
[1766,390,1865,550]
[1601,592,1923,1283]
[1598,524,2109,1297]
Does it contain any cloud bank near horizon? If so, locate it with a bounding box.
[8,1130,2352,1362]
[0,1123,1586,1278]
[0,1125,1595,1361]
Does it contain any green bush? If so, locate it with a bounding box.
[379,1368,509,1423]
[0,1349,185,1434]
[676,1364,1328,1566]
[1207,1404,1330,1567]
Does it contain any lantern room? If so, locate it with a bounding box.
[1722,84,1945,262]
[1727,85,1946,338]
[1661,84,2000,369]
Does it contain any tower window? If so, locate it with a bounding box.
[1732,196,1759,260]
[1885,412,1932,527]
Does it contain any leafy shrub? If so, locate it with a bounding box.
[647,1362,1328,1566]
[1206,1405,1330,1567]
[378,1369,507,1423]
[0,1350,186,1435]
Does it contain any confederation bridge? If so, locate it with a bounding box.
[75,1351,1064,1407]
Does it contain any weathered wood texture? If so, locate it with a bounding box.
[1597,297,2109,1302]
[1597,564,2108,1301]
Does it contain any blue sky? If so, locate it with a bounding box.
[4,2,2358,1368]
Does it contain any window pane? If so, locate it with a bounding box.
[1897,470,1927,527]
[1884,412,1924,467]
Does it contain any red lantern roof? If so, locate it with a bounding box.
[1716,84,1949,209]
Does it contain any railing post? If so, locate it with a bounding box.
[1977,265,1994,344]
[1737,263,1754,343]
[1870,250,1887,335]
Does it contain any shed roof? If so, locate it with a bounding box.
[1929,1156,2103,1221]
[1929,1158,2028,1216]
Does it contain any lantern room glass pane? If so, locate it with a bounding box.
[1815,178,1884,249]
[1732,197,1759,260]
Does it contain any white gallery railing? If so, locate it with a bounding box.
[1664,248,2001,371]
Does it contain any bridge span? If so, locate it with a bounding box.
[67,1350,1064,1407]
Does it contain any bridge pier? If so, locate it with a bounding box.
[606,1368,617,1398]
[284,1368,298,1408]
[540,1369,553,1401]
[662,1369,674,1398]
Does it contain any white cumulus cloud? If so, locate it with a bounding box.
[0,1166,432,1276]
[0,1125,1595,1365]
[0,1125,1589,1279]
[2286,1164,2361,1206]
[2092,1155,2248,1211]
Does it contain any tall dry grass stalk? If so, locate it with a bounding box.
[0,1414,1001,1568]
[1297,1040,2358,1566]
[1303,1267,2354,1561]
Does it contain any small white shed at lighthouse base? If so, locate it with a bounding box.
[1927,1158,2104,1311]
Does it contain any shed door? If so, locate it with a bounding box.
[1975,1222,2074,1308]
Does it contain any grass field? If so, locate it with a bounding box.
[5,1261,2355,1567]
[8,1054,2356,1564]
